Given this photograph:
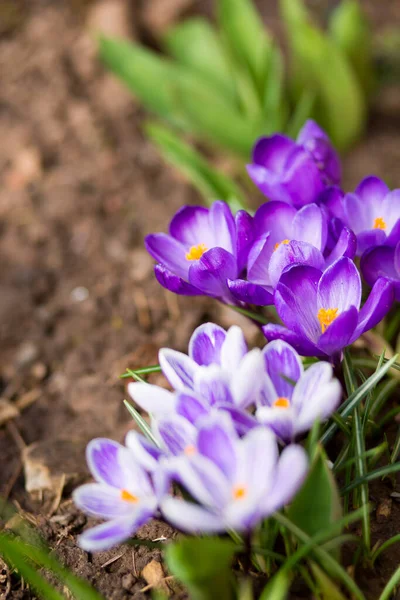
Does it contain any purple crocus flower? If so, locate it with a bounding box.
[73,439,157,551]
[322,177,400,255]
[161,420,308,533]
[263,257,394,360]
[361,242,400,301]
[256,340,341,442]
[247,120,341,209]
[128,324,265,421]
[145,201,253,303]
[228,201,356,305]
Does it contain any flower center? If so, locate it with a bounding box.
[273,397,290,409]
[121,489,139,503]
[232,485,247,500]
[185,243,208,261]
[373,217,386,230]
[184,444,197,456]
[273,239,290,251]
[317,308,339,333]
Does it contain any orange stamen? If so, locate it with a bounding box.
[317,308,339,333]
[232,485,247,500]
[373,217,386,230]
[273,397,290,409]
[185,243,208,261]
[121,490,139,503]
[184,444,197,456]
[274,239,290,251]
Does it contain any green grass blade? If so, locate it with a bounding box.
[123,400,160,447]
[341,462,400,495]
[120,365,161,379]
[378,565,400,600]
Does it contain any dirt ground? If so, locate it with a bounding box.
[0,1,400,598]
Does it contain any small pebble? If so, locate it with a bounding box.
[15,342,39,369]
[70,286,89,302]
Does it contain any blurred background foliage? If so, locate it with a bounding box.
[99,0,375,206]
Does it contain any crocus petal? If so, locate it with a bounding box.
[247,234,274,285]
[317,257,361,312]
[235,210,255,272]
[145,233,189,280]
[275,266,321,341]
[128,382,176,414]
[239,427,279,496]
[263,340,303,400]
[161,497,223,533]
[194,365,233,406]
[295,380,342,435]
[189,247,237,300]
[253,201,296,241]
[73,484,133,519]
[188,322,226,366]
[317,306,358,356]
[343,193,371,235]
[125,431,163,471]
[154,264,203,296]
[220,326,248,372]
[156,415,196,455]
[210,201,236,255]
[159,349,197,390]
[357,230,387,255]
[218,404,258,435]
[173,454,230,508]
[292,204,327,251]
[297,119,329,145]
[268,241,324,288]
[291,362,335,408]
[252,134,296,171]
[351,277,394,342]
[281,148,325,208]
[169,205,214,247]
[175,392,210,424]
[247,164,290,204]
[319,186,345,221]
[361,246,398,287]
[227,279,274,306]
[86,439,125,488]
[197,417,238,479]
[256,406,295,443]
[386,218,400,246]
[263,445,308,514]
[325,227,357,268]
[78,511,154,552]
[355,175,389,203]
[231,349,265,408]
[262,324,321,357]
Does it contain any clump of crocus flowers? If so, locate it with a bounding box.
[74,120,398,551]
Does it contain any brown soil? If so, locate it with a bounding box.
[0,1,400,598]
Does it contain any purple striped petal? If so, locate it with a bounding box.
[268,241,324,288]
[263,340,303,400]
[252,134,296,172]
[188,323,226,366]
[209,201,236,255]
[292,204,327,251]
[317,257,361,312]
[128,382,176,414]
[386,219,400,246]
[231,349,265,408]
[253,201,296,240]
[325,227,357,268]
[361,246,398,287]
[125,431,163,471]
[256,406,295,442]
[351,277,394,342]
[78,511,154,552]
[197,417,238,479]
[357,230,387,255]
[235,210,255,272]
[161,497,223,533]
[189,247,238,300]
[281,148,325,208]
[343,193,371,235]
[145,233,189,279]
[220,326,247,372]
[218,404,258,435]
[228,279,274,306]
[169,205,213,247]
[73,484,132,519]
[154,264,203,296]
[194,365,233,406]
[159,349,197,390]
[263,445,308,514]
[175,392,210,424]
[86,439,125,488]
[262,324,321,357]
[156,415,196,455]
[355,175,389,203]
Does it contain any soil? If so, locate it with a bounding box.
[0,1,400,598]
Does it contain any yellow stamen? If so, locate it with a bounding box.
[184,444,197,456]
[232,485,247,500]
[373,217,386,230]
[185,243,208,261]
[121,489,139,503]
[274,239,290,251]
[273,397,290,409]
[317,308,339,333]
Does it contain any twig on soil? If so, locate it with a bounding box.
[100,553,124,569]
[6,422,26,452]
[47,473,66,518]
[132,550,137,577]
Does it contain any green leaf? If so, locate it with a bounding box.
[341,461,400,495]
[288,445,342,543]
[217,0,271,94]
[262,45,288,133]
[378,565,400,600]
[310,562,348,600]
[259,569,291,600]
[145,122,245,209]
[329,0,375,96]
[281,0,366,150]
[98,36,182,124]
[164,17,235,102]
[285,89,315,139]
[165,537,236,600]
[123,399,161,447]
